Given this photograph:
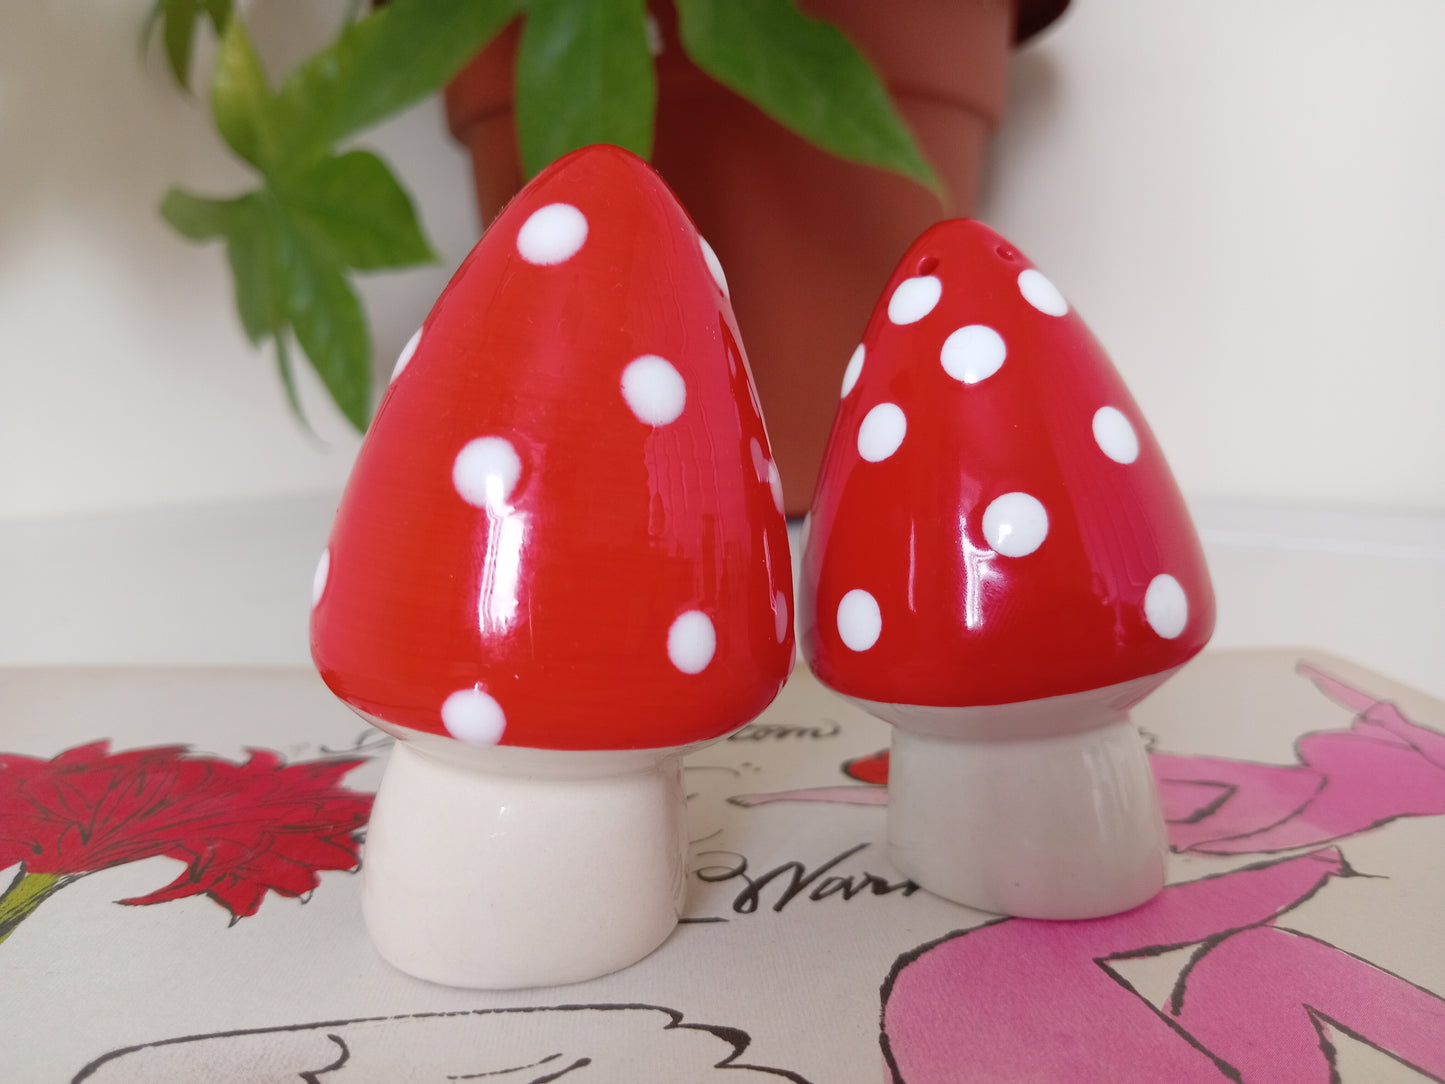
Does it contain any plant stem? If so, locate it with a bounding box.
[0,869,73,946]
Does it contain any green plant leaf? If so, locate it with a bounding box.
[272,0,524,165]
[272,333,316,436]
[145,0,232,90]
[276,225,372,432]
[674,0,940,197]
[162,188,281,344]
[163,185,370,430]
[160,0,199,88]
[278,151,436,270]
[159,188,245,241]
[211,18,279,169]
[164,0,512,432]
[514,0,656,177]
[222,195,286,345]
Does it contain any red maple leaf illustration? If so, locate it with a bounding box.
[0,741,373,945]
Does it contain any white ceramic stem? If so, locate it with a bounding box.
[886,718,1166,919]
[363,739,687,988]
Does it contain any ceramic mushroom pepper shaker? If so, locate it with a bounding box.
[311,145,793,988]
[801,220,1215,919]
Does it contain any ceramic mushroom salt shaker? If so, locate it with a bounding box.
[801,220,1215,919]
[311,145,793,987]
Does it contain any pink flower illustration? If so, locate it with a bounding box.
[1157,662,1445,853]
[882,849,1445,1082]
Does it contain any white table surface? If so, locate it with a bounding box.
[1,493,1441,701]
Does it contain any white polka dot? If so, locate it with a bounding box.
[941,324,1007,384]
[621,355,686,425]
[888,275,943,325]
[668,611,716,674]
[311,548,330,607]
[644,10,664,55]
[837,589,882,652]
[453,437,522,509]
[1144,574,1189,639]
[773,590,789,643]
[982,492,1049,557]
[699,236,729,298]
[516,203,588,265]
[442,687,507,745]
[390,328,422,382]
[1018,269,1068,316]
[840,344,865,398]
[857,403,907,462]
[1093,406,1140,464]
[768,461,785,515]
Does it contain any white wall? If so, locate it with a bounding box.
[981,0,1445,510]
[3,0,1443,520]
[0,0,479,520]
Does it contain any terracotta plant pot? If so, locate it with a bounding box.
[444,0,1069,515]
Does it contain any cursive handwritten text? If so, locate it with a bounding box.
[694,843,918,914]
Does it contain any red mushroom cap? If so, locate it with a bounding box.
[801,219,1214,708]
[312,145,793,751]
